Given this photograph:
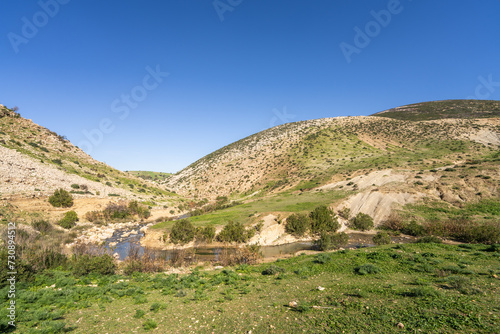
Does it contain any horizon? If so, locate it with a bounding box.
[2,1,500,172]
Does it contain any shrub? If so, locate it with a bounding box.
[354,263,381,275]
[338,207,351,219]
[262,265,285,275]
[373,232,392,245]
[170,219,196,244]
[133,310,145,319]
[128,201,151,219]
[309,205,340,234]
[32,220,53,233]
[314,253,332,264]
[219,245,262,266]
[70,184,80,189]
[381,213,405,231]
[58,211,78,229]
[402,221,426,236]
[196,226,216,243]
[72,254,116,276]
[316,232,349,251]
[445,276,481,295]
[142,319,158,330]
[104,202,129,219]
[48,189,73,208]
[455,221,500,244]
[216,221,251,243]
[285,213,310,237]
[350,213,374,231]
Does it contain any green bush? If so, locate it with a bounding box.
[402,221,426,236]
[72,254,116,276]
[309,205,340,234]
[262,265,285,275]
[216,221,252,243]
[316,232,349,251]
[48,189,74,208]
[285,213,310,237]
[70,184,80,189]
[456,221,500,244]
[128,201,151,219]
[354,263,381,275]
[372,232,392,245]
[350,213,374,231]
[143,319,158,330]
[338,207,351,219]
[197,226,216,243]
[58,211,78,229]
[170,219,196,244]
[314,253,332,264]
[133,310,145,319]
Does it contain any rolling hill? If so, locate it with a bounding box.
[164,100,500,202]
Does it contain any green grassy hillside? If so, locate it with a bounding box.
[4,242,499,333]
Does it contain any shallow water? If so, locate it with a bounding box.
[105,226,415,261]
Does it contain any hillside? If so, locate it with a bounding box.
[0,104,184,223]
[165,100,499,201]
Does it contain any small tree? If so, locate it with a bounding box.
[170,219,196,245]
[310,205,340,234]
[216,221,250,243]
[285,213,310,237]
[197,226,216,243]
[48,189,74,208]
[58,210,78,229]
[350,213,374,231]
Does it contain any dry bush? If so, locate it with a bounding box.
[122,244,166,274]
[169,248,196,268]
[218,245,262,266]
[381,213,405,231]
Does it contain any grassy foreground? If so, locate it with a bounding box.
[2,242,500,333]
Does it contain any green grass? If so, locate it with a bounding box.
[406,197,500,222]
[151,189,351,230]
[4,243,500,333]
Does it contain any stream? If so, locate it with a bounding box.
[104,224,416,262]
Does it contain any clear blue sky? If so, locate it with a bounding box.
[1,0,499,172]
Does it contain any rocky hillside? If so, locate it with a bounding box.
[164,100,500,200]
[0,104,172,200]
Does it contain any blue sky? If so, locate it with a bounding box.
[1,0,499,172]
